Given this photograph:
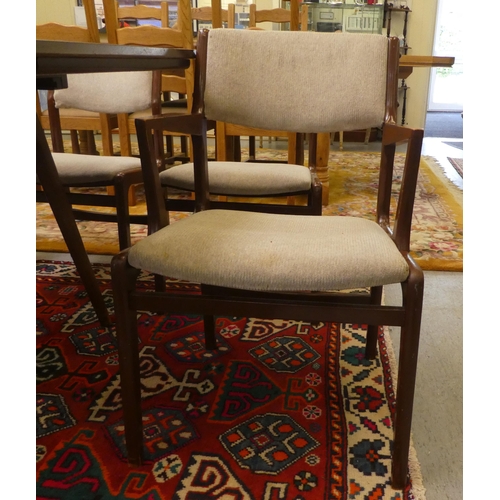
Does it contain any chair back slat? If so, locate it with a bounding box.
[104,0,194,102]
[112,24,188,47]
[36,0,100,43]
[36,23,95,43]
[249,0,299,31]
[117,4,168,24]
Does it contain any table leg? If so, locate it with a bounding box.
[36,117,110,327]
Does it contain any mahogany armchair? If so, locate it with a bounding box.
[111,29,424,490]
[36,69,163,250]
[157,3,322,216]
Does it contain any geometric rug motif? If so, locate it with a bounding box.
[36,393,76,438]
[107,406,199,462]
[36,261,425,499]
[36,145,462,272]
[173,453,254,499]
[165,330,231,362]
[208,360,283,422]
[219,413,320,474]
[249,336,320,373]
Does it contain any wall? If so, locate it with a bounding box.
[37,0,76,25]
[388,0,438,128]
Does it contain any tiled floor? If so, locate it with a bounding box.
[36,135,463,500]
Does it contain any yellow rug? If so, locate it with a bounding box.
[36,148,463,272]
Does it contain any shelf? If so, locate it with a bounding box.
[385,6,412,12]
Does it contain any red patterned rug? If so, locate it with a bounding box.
[36,261,425,499]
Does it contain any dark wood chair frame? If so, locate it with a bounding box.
[163,128,322,215]
[36,70,165,250]
[111,31,424,490]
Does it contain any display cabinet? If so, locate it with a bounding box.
[301,1,384,34]
[384,1,412,123]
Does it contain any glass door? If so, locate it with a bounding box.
[427,0,463,111]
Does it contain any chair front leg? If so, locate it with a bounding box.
[111,251,143,465]
[391,268,424,489]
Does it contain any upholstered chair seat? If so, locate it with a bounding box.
[46,152,142,185]
[128,210,409,291]
[161,162,312,196]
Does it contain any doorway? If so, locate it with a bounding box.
[427,0,463,112]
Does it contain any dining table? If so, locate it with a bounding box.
[36,40,196,326]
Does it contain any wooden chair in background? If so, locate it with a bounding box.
[249,0,299,31]
[103,0,195,164]
[191,0,236,30]
[111,29,425,491]
[36,0,116,156]
[36,68,161,250]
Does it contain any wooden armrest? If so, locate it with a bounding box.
[135,112,205,136]
[379,123,424,252]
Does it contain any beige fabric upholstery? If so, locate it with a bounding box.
[205,30,388,133]
[54,72,153,114]
[39,152,142,185]
[128,210,409,291]
[161,162,312,195]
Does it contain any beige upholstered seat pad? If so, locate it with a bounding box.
[128,210,409,291]
[161,162,312,195]
[45,152,142,185]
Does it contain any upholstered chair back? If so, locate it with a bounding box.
[54,72,153,114]
[204,30,389,133]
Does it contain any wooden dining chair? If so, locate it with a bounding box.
[36,0,116,156]
[111,30,423,489]
[103,0,195,165]
[249,0,300,31]
[111,29,424,491]
[36,69,163,250]
[191,0,236,30]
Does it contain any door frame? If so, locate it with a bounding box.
[427,0,463,112]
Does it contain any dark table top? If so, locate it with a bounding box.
[36,40,196,88]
